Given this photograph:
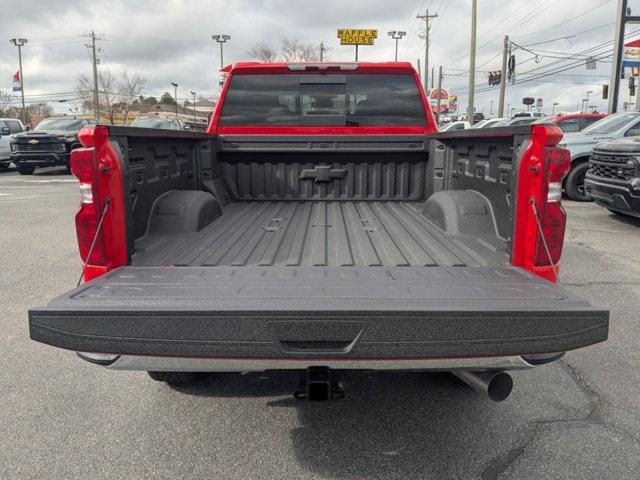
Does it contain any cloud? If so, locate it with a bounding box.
[0,0,621,115]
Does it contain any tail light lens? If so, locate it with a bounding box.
[70,147,107,265]
[534,147,571,267]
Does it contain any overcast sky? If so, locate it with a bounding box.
[0,0,633,115]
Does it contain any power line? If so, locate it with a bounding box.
[446,0,561,69]
[511,0,614,40]
[454,27,640,97]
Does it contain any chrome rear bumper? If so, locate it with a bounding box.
[78,352,541,372]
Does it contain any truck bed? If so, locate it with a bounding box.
[132,201,509,268]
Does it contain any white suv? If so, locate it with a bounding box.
[0,118,26,169]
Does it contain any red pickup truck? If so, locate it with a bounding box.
[29,62,608,402]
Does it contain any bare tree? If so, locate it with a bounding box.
[248,37,325,63]
[119,70,147,124]
[0,90,12,115]
[248,42,278,62]
[76,69,147,124]
[281,37,322,62]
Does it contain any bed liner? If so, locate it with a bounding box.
[132,201,509,268]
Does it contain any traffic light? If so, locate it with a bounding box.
[630,77,636,97]
[488,70,502,86]
[602,84,609,100]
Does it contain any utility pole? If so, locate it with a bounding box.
[190,91,196,122]
[490,100,494,116]
[435,65,443,123]
[467,0,477,125]
[417,58,421,78]
[498,35,509,117]
[431,67,435,90]
[417,9,438,94]
[9,38,27,125]
[507,103,510,116]
[608,0,640,113]
[82,31,103,120]
[171,82,178,118]
[387,31,406,61]
[320,41,326,61]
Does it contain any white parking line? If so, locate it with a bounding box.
[22,179,77,183]
[0,193,13,196]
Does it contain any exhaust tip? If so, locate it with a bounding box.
[486,371,513,402]
[453,370,513,402]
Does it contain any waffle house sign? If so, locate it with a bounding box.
[337,29,378,46]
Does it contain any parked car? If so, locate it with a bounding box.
[513,111,548,118]
[0,118,26,169]
[10,117,97,175]
[534,113,607,133]
[585,137,640,218]
[502,117,538,126]
[130,116,186,130]
[559,112,640,201]
[29,61,607,402]
[440,120,470,131]
[470,117,509,129]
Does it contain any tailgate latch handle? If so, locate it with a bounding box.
[299,166,347,183]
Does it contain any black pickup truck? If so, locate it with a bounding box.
[28,62,608,402]
[10,117,97,175]
[585,137,640,218]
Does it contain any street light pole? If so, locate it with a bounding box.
[585,90,593,112]
[9,38,28,125]
[171,82,178,118]
[212,34,231,88]
[387,31,406,61]
[190,91,196,122]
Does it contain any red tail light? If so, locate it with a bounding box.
[512,125,570,283]
[70,147,107,266]
[534,147,571,267]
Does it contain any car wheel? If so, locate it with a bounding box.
[565,162,591,201]
[147,371,196,384]
[17,165,35,175]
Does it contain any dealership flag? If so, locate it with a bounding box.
[12,71,21,92]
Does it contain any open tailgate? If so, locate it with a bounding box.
[29,266,608,359]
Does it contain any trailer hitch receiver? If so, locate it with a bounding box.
[294,366,344,401]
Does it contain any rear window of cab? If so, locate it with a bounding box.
[219,74,427,127]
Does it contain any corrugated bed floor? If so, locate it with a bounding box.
[133,202,509,267]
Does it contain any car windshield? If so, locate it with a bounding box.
[582,113,637,134]
[33,118,84,131]
[131,118,176,129]
[219,73,427,126]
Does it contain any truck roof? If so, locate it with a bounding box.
[223,61,419,74]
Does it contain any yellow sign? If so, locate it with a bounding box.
[448,95,458,103]
[337,29,378,46]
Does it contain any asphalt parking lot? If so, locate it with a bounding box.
[1,165,639,480]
